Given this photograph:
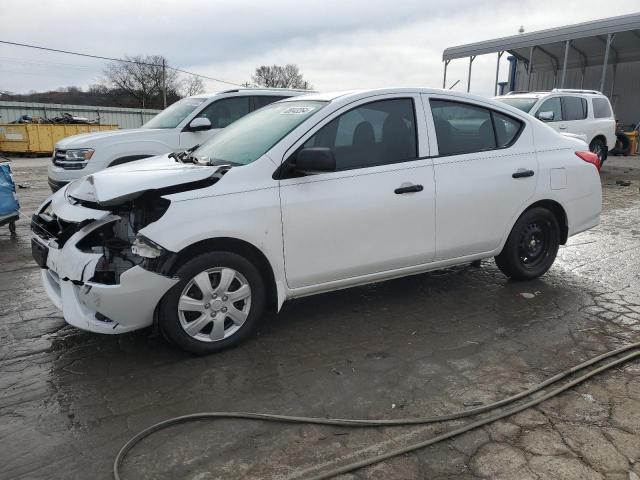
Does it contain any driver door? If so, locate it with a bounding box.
[534,96,567,133]
[279,95,436,289]
[179,96,250,148]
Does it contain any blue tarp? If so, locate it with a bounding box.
[0,163,20,217]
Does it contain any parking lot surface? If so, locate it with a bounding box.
[1,156,640,480]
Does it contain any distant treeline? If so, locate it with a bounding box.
[0,86,180,110]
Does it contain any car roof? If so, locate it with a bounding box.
[189,88,311,99]
[281,87,504,104]
[497,89,607,100]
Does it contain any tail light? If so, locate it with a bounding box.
[575,151,601,171]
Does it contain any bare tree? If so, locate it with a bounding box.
[103,55,180,108]
[181,75,205,97]
[252,64,312,89]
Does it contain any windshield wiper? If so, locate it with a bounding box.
[206,158,240,167]
[170,144,200,164]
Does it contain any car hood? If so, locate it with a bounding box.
[65,155,223,206]
[56,128,169,148]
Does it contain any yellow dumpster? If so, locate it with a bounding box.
[0,124,118,155]
[626,130,638,156]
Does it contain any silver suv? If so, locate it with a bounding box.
[496,89,615,163]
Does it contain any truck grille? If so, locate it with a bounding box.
[53,149,87,170]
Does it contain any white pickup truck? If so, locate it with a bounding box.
[47,88,305,191]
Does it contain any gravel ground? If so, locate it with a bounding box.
[1,154,639,480]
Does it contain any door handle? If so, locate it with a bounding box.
[395,184,424,194]
[512,169,535,179]
[558,125,568,130]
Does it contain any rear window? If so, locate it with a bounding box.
[493,112,523,147]
[592,98,612,118]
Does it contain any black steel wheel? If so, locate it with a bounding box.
[495,207,560,280]
[589,137,607,164]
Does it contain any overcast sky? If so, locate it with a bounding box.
[1,0,638,98]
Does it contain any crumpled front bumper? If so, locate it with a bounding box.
[33,199,178,334]
[41,264,177,334]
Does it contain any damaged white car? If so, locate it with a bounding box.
[32,88,602,354]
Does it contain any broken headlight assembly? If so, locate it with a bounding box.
[131,235,164,258]
[75,196,173,284]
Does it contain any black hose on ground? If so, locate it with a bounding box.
[113,341,640,480]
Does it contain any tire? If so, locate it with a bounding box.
[589,137,607,164]
[495,207,560,281]
[158,251,266,355]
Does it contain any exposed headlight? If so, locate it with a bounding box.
[65,148,95,161]
[131,235,164,258]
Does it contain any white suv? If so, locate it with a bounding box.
[496,89,615,163]
[47,88,306,192]
[32,88,602,354]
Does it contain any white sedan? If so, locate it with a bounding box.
[31,88,602,354]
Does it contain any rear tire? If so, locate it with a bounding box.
[589,137,607,164]
[495,207,560,281]
[158,251,266,355]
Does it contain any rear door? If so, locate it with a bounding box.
[279,94,436,289]
[179,96,250,148]
[425,95,537,260]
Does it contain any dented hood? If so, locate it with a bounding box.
[66,154,220,206]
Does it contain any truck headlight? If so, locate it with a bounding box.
[65,148,95,161]
[131,235,164,258]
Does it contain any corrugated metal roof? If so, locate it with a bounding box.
[443,13,640,61]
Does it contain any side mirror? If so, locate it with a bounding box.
[188,117,212,131]
[537,111,554,122]
[295,147,336,174]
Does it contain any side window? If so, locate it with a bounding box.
[196,97,250,128]
[536,97,562,122]
[563,96,587,121]
[592,98,612,118]
[430,100,496,156]
[252,96,285,110]
[493,112,523,148]
[302,98,417,171]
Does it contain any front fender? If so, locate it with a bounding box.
[139,186,287,309]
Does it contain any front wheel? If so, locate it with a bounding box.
[495,207,560,281]
[158,252,266,355]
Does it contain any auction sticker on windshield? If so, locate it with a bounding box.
[280,106,315,115]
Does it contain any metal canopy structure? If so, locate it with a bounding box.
[442,13,640,99]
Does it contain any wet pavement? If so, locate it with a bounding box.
[1,155,640,480]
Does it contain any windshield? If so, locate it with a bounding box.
[142,97,206,129]
[193,100,327,166]
[497,97,538,113]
